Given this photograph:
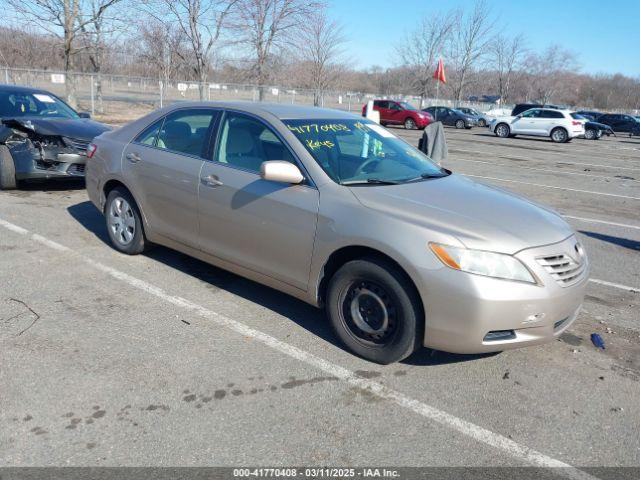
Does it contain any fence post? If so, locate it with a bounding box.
[90,75,95,116]
[159,81,163,108]
[4,68,8,84]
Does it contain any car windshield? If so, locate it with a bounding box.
[0,91,79,119]
[398,102,417,111]
[284,119,447,185]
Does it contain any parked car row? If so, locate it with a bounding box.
[0,83,590,365]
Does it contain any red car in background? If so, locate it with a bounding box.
[362,99,433,129]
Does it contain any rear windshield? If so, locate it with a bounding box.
[571,113,587,120]
[283,119,446,185]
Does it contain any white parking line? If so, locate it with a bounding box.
[449,157,639,181]
[565,215,640,231]
[449,147,640,172]
[0,216,598,480]
[466,174,640,200]
[589,278,640,294]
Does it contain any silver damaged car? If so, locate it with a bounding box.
[86,102,589,364]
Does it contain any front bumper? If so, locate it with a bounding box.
[418,235,589,354]
[11,144,87,180]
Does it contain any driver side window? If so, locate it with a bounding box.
[214,112,295,173]
[521,109,539,118]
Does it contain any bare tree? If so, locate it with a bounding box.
[446,0,495,103]
[146,0,237,100]
[396,11,456,104]
[80,0,127,113]
[488,33,527,103]
[233,0,317,100]
[138,21,187,87]
[297,10,345,106]
[9,0,121,107]
[524,45,579,103]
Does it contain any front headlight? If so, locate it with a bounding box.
[430,243,536,284]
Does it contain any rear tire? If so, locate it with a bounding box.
[0,145,17,190]
[495,123,510,138]
[551,127,568,143]
[404,118,416,130]
[326,257,422,364]
[105,187,148,255]
[584,128,597,140]
[478,118,486,127]
[455,119,465,129]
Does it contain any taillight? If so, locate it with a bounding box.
[86,143,97,158]
[572,121,582,126]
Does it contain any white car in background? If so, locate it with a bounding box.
[489,108,585,143]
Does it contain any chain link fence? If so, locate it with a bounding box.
[1,66,502,124]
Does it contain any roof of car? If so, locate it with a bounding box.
[167,101,359,120]
[0,83,54,95]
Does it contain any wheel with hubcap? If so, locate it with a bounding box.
[0,145,17,190]
[551,127,568,143]
[584,128,597,140]
[327,257,422,364]
[404,118,416,130]
[455,119,465,129]
[495,123,510,138]
[105,187,148,255]
[478,118,486,127]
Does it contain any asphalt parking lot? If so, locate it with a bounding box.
[1,126,639,474]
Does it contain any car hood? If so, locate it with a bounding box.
[2,116,110,141]
[348,174,574,254]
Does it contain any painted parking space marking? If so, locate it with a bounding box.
[0,216,599,480]
[465,174,640,200]
[564,215,640,231]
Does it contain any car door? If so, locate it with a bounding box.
[121,108,218,248]
[375,101,391,123]
[533,109,561,135]
[512,109,539,134]
[197,111,319,291]
[386,102,404,124]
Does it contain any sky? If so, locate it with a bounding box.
[328,0,640,77]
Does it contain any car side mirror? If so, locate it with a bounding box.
[78,112,91,119]
[260,161,304,184]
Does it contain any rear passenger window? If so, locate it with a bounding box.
[134,118,164,146]
[156,109,216,157]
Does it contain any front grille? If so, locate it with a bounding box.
[65,137,90,153]
[536,252,586,287]
[66,163,86,176]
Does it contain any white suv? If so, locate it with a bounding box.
[489,108,585,143]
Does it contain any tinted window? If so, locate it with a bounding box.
[156,109,216,157]
[374,100,389,109]
[521,109,539,118]
[539,110,564,119]
[215,112,295,173]
[134,118,164,146]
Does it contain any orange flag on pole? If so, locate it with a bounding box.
[433,58,446,84]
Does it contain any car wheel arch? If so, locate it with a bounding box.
[315,245,424,316]
[102,178,150,228]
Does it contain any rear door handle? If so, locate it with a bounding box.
[126,152,141,163]
[201,174,224,188]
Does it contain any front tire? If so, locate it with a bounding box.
[455,119,465,129]
[326,258,422,364]
[551,127,568,143]
[584,128,597,140]
[495,123,510,138]
[478,118,486,127]
[404,118,416,130]
[0,145,17,190]
[105,187,148,255]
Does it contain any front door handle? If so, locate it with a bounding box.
[201,174,224,188]
[126,152,141,163]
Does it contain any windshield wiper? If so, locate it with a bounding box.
[402,172,448,183]
[341,178,400,185]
